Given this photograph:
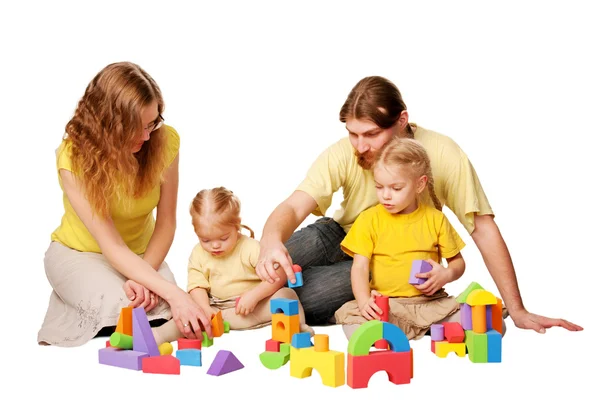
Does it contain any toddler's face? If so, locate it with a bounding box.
[196,221,239,257]
[373,163,425,215]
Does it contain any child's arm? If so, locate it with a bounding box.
[414,252,466,296]
[351,254,383,320]
[189,287,215,319]
[236,267,287,315]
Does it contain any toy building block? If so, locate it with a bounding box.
[224,321,230,333]
[178,338,202,350]
[266,339,281,352]
[290,337,345,388]
[408,260,433,285]
[270,298,299,316]
[466,289,497,306]
[465,330,487,363]
[291,332,313,349]
[434,341,466,358]
[259,343,291,370]
[98,347,148,371]
[374,295,390,349]
[288,264,304,288]
[349,320,411,356]
[430,324,445,341]
[116,306,133,336]
[487,330,502,363]
[272,313,300,344]
[105,340,112,348]
[202,331,214,348]
[132,307,159,357]
[211,310,224,337]
[347,349,413,389]
[142,355,181,375]
[460,303,473,330]
[442,322,465,343]
[176,349,202,366]
[472,305,487,334]
[491,298,503,334]
[159,342,173,356]
[456,281,484,303]
[110,332,133,349]
[207,350,244,376]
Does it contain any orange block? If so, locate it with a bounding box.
[491,298,503,334]
[211,311,224,337]
[472,305,486,333]
[116,306,133,336]
[314,334,329,352]
[272,313,300,343]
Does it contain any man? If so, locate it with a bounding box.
[255,76,582,334]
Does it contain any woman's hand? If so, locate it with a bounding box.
[124,280,159,312]
[167,288,213,339]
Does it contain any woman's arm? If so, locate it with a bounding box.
[143,154,179,270]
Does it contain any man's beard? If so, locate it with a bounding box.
[355,149,378,170]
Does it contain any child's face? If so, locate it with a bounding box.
[373,163,426,214]
[195,220,240,257]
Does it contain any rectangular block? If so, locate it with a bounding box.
[270,298,299,316]
[487,329,502,363]
[177,338,202,350]
[288,272,304,288]
[176,349,202,366]
[465,330,487,363]
[98,347,148,370]
[491,298,504,334]
[409,260,432,285]
[272,313,300,343]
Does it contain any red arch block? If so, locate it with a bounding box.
[347,349,412,389]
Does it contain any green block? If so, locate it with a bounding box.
[347,320,383,356]
[259,343,291,370]
[456,282,484,303]
[109,332,133,349]
[224,321,230,333]
[465,330,487,363]
[280,343,291,358]
[202,331,214,347]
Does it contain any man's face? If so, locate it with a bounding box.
[346,118,398,169]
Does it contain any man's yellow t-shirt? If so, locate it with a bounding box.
[341,203,466,297]
[187,235,262,300]
[296,123,494,234]
[50,125,180,254]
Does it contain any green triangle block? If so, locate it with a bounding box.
[456,282,484,303]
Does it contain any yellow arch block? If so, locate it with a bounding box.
[466,289,497,306]
[290,346,345,387]
[434,341,466,358]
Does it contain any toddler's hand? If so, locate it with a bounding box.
[359,291,383,320]
[235,292,259,316]
[414,259,451,296]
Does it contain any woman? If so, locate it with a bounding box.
[38,62,211,347]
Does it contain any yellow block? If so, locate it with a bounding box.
[466,289,497,306]
[290,346,345,388]
[158,342,173,356]
[435,341,466,358]
[272,313,300,344]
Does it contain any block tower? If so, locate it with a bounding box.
[259,298,300,369]
[430,281,503,363]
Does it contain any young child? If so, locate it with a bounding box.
[334,136,482,340]
[153,187,313,344]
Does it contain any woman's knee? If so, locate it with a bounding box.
[272,287,299,300]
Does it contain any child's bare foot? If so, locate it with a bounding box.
[300,323,315,337]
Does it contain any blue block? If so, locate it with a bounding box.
[486,329,502,363]
[288,272,304,288]
[291,332,313,349]
[176,349,202,366]
[382,321,410,352]
[270,298,299,316]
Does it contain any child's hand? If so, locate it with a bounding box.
[235,292,260,316]
[414,259,452,296]
[359,290,384,320]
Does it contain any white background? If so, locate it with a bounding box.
[1,0,597,398]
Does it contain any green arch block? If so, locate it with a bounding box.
[347,320,383,356]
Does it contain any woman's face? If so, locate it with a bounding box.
[132,100,160,153]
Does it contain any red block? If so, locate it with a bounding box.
[266,339,280,352]
[177,338,202,350]
[142,355,180,375]
[292,264,302,273]
[347,349,412,389]
[442,322,465,343]
[106,340,111,348]
[375,295,390,322]
[431,340,436,353]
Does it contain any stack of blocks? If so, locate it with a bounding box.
[259,298,298,370]
[290,332,345,388]
[430,281,503,363]
[347,320,413,389]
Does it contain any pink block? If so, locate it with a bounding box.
[98,347,148,370]
[408,260,432,285]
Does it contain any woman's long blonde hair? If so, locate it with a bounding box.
[64,62,168,218]
[375,136,442,211]
[190,187,254,238]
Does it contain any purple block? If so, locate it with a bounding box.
[408,260,433,285]
[132,306,159,356]
[430,324,445,341]
[98,347,148,370]
[486,305,493,330]
[207,350,244,376]
[460,303,472,330]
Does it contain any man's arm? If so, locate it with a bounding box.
[471,214,583,333]
[257,190,317,284]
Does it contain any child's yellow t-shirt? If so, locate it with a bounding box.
[187,235,262,300]
[340,203,466,298]
[50,125,180,254]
